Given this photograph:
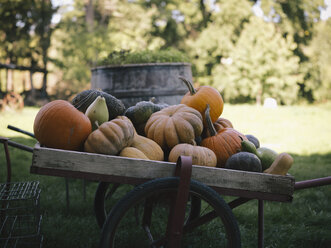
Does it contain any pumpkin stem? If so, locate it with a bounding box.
[95,120,100,128]
[179,76,196,95]
[205,104,217,136]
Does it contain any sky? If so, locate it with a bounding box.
[51,0,73,24]
[320,0,331,20]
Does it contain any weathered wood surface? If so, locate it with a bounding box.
[31,144,295,202]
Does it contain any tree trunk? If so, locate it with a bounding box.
[39,0,51,99]
[29,70,36,98]
[41,71,48,98]
[86,0,94,32]
[6,69,14,92]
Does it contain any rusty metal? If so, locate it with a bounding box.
[294,176,331,190]
[0,136,43,247]
[166,156,192,248]
[0,137,11,183]
[258,200,264,248]
[0,182,43,248]
[212,186,293,203]
[228,197,251,209]
[6,140,33,153]
[7,125,35,138]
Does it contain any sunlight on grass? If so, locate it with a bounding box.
[0,107,38,137]
[222,103,331,155]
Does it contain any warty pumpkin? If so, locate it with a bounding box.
[201,104,247,167]
[33,100,92,151]
[84,116,135,155]
[124,98,168,136]
[72,89,125,121]
[168,143,217,167]
[179,77,224,125]
[144,104,203,151]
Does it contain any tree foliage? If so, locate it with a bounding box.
[213,16,301,105]
[0,0,330,104]
[302,19,331,102]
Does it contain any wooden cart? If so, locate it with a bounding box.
[30,143,297,248]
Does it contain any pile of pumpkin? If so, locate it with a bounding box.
[33,77,293,176]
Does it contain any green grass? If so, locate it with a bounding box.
[1,104,330,247]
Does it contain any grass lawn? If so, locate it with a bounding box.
[0,103,330,247]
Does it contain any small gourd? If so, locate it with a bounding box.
[241,139,278,171]
[168,143,217,167]
[116,116,164,161]
[245,134,260,149]
[84,116,135,155]
[130,134,164,161]
[264,152,293,175]
[119,147,149,160]
[85,96,109,130]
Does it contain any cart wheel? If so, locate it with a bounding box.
[99,177,241,248]
[94,181,201,229]
[94,182,134,228]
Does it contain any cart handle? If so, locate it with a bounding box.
[7,125,35,138]
[294,176,331,190]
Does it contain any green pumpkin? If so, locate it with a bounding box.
[124,98,168,135]
[71,89,126,121]
[241,139,278,171]
[225,152,262,172]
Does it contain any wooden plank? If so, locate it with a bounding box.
[31,144,295,200]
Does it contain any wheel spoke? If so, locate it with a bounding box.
[100,178,241,248]
[105,183,120,200]
[183,210,217,233]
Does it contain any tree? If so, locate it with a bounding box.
[302,19,331,102]
[185,0,254,83]
[259,0,325,61]
[213,16,301,105]
[0,0,57,98]
[52,0,160,94]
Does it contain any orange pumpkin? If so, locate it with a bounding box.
[202,117,234,139]
[33,100,92,151]
[179,77,224,125]
[201,105,247,167]
[214,117,233,131]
